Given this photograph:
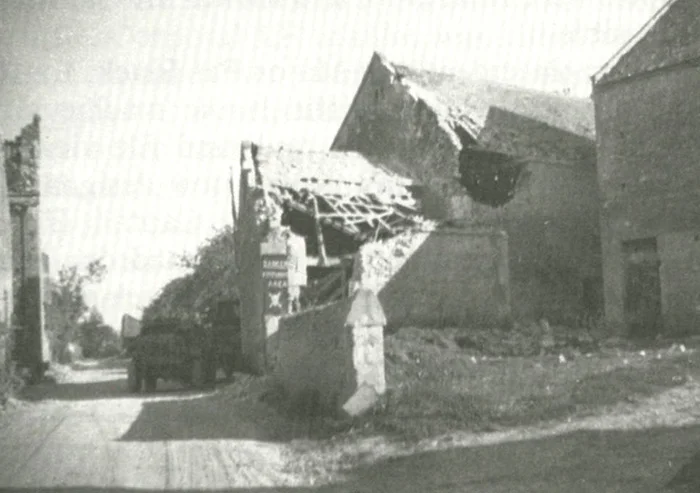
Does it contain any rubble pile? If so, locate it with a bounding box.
[453,322,600,357]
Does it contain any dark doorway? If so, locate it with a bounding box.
[622,238,662,338]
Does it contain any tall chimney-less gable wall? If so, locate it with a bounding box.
[332,54,463,221]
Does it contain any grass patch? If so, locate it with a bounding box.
[349,327,700,440]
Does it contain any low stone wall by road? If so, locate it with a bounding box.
[266,290,386,417]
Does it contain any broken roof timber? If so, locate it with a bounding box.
[243,142,424,242]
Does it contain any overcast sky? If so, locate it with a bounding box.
[0,0,667,329]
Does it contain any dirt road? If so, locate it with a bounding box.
[0,360,325,491]
[1,359,700,492]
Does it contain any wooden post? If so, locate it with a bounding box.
[229,171,237,228]
[312,196,328,266]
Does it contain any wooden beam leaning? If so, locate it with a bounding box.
[312,195,328,266]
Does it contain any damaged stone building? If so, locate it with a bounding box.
[591,0,700,336]
[1,115,50,375]
[233,142,510,376]
[331,52,603,325]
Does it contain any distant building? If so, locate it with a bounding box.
[332,53,602,324]
[591,0,700,336]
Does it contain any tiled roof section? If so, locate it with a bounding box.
[252,145,414,198]
[593,0,700,86]
[388,60,595,141]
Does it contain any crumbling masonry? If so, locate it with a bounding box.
[1,115,50,374]
[233,141,511,415]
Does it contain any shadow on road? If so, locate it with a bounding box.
[333,425,700,493]
[18,376,207,402]
[118,383,329,442]
[3,425,700,492]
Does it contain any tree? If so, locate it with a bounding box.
[45,259,107,362]
[142,226,237,324]
[77,307,120,359]
[141,274,197,323]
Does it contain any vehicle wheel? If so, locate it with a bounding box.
[191,359,204,389]
[127,360,141,393]
[144,370,157,393]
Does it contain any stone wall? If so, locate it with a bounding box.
[4,115,49,371]
[658,231,700,334]
[448,158,602,322]
[235,144,266,375]
[351,226,511,328]
[332,55,602,324]
[594,63,700,334]
[267,289,386,417]
[0,141,12,369]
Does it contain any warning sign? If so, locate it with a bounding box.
[262,254,289,315]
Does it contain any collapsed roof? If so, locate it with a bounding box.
[242,142,424,243]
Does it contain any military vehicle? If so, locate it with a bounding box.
[210,300,241,380]
[127,317,217,393]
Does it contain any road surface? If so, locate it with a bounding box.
[0,359,325,491]
[1,359,700,492]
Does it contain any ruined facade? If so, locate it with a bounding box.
[592,0,700,336]
[233,142,510,374]
[234,142,420,373]
[332,53,602,324]
[2,115,50,373]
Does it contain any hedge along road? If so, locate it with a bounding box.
[1,358,700,492]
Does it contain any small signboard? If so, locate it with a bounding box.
[262,254,289,315]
